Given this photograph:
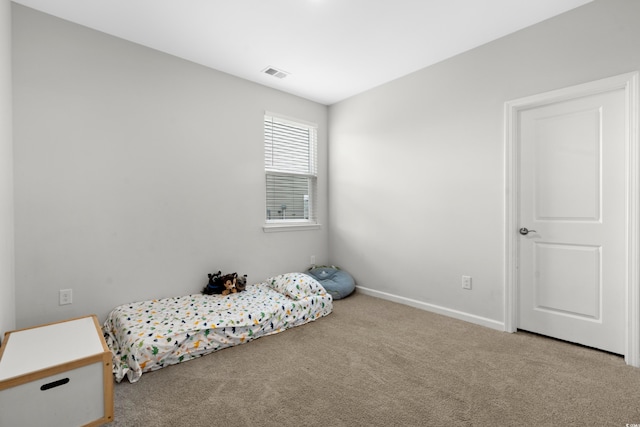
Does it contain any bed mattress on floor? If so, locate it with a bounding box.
[103,272,332,383]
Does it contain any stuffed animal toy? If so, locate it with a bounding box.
[202,271,248,295]
[202,271,225,295]
[236,274,248,292]
[220,273,237,296]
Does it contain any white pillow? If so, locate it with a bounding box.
[266,272,325,300]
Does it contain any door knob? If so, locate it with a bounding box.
[519,227,536,235]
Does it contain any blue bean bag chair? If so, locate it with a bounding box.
[306,267,355,300]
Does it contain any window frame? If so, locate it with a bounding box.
[263,111,321,232]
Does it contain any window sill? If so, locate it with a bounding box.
[263,223,322,233]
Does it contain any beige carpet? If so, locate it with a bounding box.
[108,291,640,426]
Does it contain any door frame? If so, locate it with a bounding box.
[504,72,640,366]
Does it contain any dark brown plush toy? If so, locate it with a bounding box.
[220,273,238,296]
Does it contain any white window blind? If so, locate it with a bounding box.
[264,113,317,223]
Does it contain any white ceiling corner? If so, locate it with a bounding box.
[11,0,593,105]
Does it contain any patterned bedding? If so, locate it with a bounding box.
[103,272,333,383]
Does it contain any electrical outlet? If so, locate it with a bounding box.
[59,289,73,305]
[462,276,472,290]
[310,255,316,266]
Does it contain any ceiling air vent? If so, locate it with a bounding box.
[262,66,289,79]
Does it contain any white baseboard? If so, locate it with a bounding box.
[355,286,505,332]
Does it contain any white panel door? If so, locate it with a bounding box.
[518,87,626,354]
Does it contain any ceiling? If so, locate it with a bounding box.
[11,0,592,105]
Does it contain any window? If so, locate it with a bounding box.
[264,112,318,230]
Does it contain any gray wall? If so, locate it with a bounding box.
[12,4,328,327]
[328,0,640,326]
[0,0,14,339]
